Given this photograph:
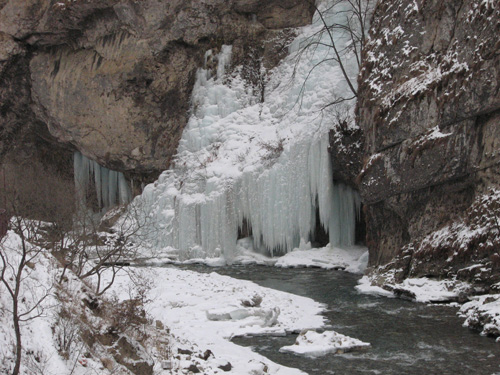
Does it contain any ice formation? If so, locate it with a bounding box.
[74,152,131,210]
[280,330,370,357]
[130,0,362,261]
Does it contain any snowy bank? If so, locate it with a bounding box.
[106,265,327,374]
[356,275,472,303]
[1,230,155,375]
[460,293,500,341]
[132,240,369,274]
[1,228,330,375]
[280,330,370,357]
[357,273,500,342]
[275,243,368,274]
[0,231,70,375]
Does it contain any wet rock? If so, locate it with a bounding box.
[200,349,213,361]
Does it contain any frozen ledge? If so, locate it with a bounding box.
[130,242,369,274]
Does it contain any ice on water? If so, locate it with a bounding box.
[130,2,361,261]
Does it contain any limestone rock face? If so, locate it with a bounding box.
[0,0,314,178]
[357,0,500,282]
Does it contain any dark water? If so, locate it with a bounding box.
[179,264,500,375]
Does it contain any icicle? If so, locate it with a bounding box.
[73,152,132,211]
[101,167,110,208]
[129,0,363,260]
[118,173,132,205]
[216,45,232,80]
[94,160,102,208]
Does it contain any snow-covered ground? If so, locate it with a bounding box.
[105,266,328,374]
[0,231,69,375]
[0,230,129,375]
[3,228,368,375]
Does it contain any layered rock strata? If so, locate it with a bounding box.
[0,0,314,181]
[356,0,500,288]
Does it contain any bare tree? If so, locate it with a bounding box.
[56,201,154,296]
[0,217,53,375]
[293,0,375,107]
[0,160,74,375]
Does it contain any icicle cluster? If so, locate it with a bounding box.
[74,152,131,210]
[130,0,362,261]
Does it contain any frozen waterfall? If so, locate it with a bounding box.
[129,0,362,261]
[74,152,132,211]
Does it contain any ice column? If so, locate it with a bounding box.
[131,13,363,260]
[74,152,132,210]
[237,135,360,255]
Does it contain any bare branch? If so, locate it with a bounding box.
[308,0,358,97]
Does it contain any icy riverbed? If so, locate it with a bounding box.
[224,266,500,375]
[130,239,369,272]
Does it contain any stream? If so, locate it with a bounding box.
[180,264,500,375]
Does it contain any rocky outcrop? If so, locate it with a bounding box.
[0,48,75,222]
[357,0,500,285]
[0,0,314,181]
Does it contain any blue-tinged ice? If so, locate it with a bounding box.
[74,152,132,210]
[129,0,363,261]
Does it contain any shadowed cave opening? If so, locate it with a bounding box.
[236,200,366,257]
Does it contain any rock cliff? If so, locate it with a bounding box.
[357,0,500,288]
[2,0,499,287]
[0,0,314,182]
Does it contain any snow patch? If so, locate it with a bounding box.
[280,330,370,357]
[275,244,368,273]
[105,266,326,374]
[460,294,500,340]
[356,274,472,303]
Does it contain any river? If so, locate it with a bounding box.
[179,264,500,375]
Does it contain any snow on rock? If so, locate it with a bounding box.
[355,276,395,298]
[0,230,142,375]
[275,243,368,273]
[280,329,370,357]
[106,265,327,374]
[136,239,369,274]
[357,271,500,342]
[459,294,500,341]
[356,274,472,303]
[206,306,280,328]
[0,231,69,375]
